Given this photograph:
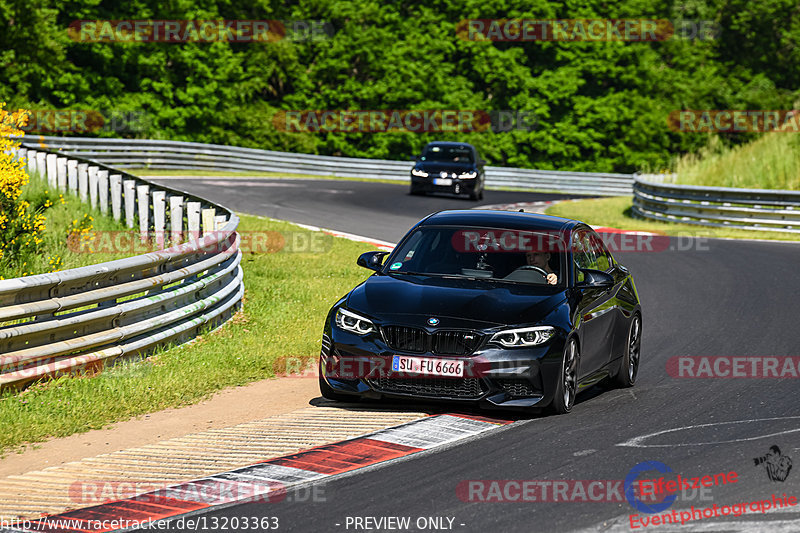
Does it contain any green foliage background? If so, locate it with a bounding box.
[2,0,798,173]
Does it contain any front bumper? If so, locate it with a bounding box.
[320,323,566,411]
[411,175,479,195]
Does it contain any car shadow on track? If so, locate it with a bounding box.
[308,380,618,422]
[310,396,531,422]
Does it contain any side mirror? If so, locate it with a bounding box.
[357,251,389,272]
[576,268,614,289]
[409,155,420,161]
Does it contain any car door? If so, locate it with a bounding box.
[573,229,619,376]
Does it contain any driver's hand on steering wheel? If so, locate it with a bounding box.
[546,273,557,285]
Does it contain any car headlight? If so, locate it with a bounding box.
[490,326,555,348]
[459,171,477,179]
[335,308,375,335]
[411,168,428,177]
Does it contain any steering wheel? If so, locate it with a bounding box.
[517,265,549,277]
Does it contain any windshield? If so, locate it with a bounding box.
[383,226,567,286]
[420,145,474,164]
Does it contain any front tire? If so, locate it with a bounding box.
[612,314,641,388]
[319,361,358,402]
[469,185,483,201]
[549,338,578,415]
[409,184,425,196]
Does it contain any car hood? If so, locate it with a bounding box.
[415,161,476,174]
[346,274,566,329]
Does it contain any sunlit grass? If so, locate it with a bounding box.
[673,132,800,190]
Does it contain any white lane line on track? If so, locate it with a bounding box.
[292,221,396,250]
[616,416,800,448]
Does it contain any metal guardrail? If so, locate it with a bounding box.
[633,175,800,233]
[0,146,244,388]
[22,136,634,196]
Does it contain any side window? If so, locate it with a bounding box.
[590,232,614,272]
[574,231,598,268]
[572,231,592,282]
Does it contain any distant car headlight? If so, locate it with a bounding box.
[411,168,428,177]
[459,171,477,179]
[335,308,375,335]
[490,326,555,347]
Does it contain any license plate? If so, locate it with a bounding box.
[433,178,453,186]
[392,355,464,377]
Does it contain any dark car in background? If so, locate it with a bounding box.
[318,210,643,415]
[410,141,486,201]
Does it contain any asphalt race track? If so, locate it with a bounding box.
[147,177,583,242]
[149,176,800,532]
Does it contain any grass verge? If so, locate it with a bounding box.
[673,132,800,190]
[0,215,373,455]
[546,196,800,242]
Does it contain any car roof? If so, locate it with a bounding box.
[420,209,581,234]
[423,141,475,148]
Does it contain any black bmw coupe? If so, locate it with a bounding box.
[318,210,642,414]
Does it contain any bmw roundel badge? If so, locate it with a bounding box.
[427,317,440,326]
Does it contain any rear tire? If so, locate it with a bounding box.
[611,314,641,388]
[549,338,578,415]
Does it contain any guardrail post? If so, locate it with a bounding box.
[137,184,150,243]
[153,190,166,249]
[37,152,47,181]
[56,157,68,192]
[16,147,26,164]
[201,208,216,236]
[67,159,78,194]
[26,149,37,176]
[46,154,57,188]
[170,196,184,244]
[98,170,110,215]
[77,163,88,202]
[123,179,136,229]
[88,166,99,209]
[110,174,122,221]
[187,201,201,241]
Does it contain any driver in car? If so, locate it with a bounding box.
[526,251,558,285]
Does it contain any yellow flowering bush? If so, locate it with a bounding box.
[0,103,56,268]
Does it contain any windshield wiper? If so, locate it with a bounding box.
[388,270,445,277]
